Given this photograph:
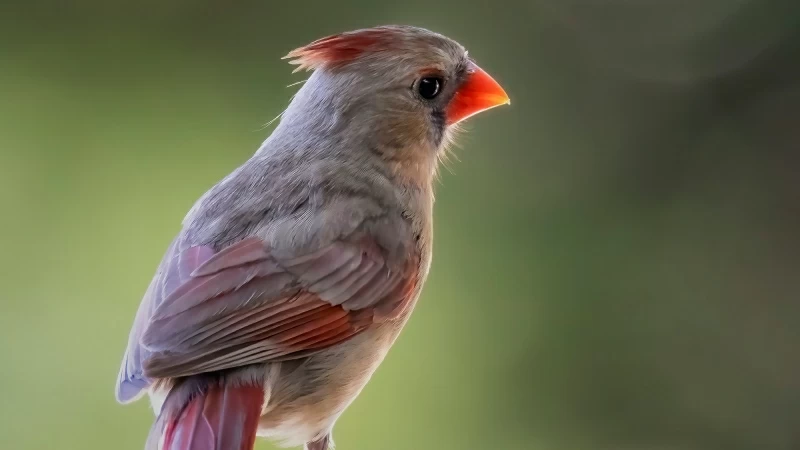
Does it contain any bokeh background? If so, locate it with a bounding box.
[2,1,799,449]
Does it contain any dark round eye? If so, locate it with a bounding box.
[418,77,442,99]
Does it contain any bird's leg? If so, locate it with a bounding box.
[305,433,333,450]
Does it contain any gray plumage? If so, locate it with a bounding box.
[114,25,507,450]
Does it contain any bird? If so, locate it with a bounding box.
[115,24,509,450]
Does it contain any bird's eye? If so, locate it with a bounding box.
[418,77,442,100]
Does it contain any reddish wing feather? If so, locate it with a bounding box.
[134,236,417,380]
[116,236,204,403]
[190,237,271,277]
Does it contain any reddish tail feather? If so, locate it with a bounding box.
[149,384,264,450]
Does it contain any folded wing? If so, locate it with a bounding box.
[116,235,417,403]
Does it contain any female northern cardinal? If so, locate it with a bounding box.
[115,25,509,450]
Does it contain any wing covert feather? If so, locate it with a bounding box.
[116,234,418,401]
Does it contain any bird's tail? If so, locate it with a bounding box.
[146,380,264,450]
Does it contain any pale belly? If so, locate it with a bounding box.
[256,325,400,447]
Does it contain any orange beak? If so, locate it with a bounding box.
[445,61,510,125]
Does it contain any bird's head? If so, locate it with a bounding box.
[272,25,510,182]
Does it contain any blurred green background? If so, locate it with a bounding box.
[2,1,799,449]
